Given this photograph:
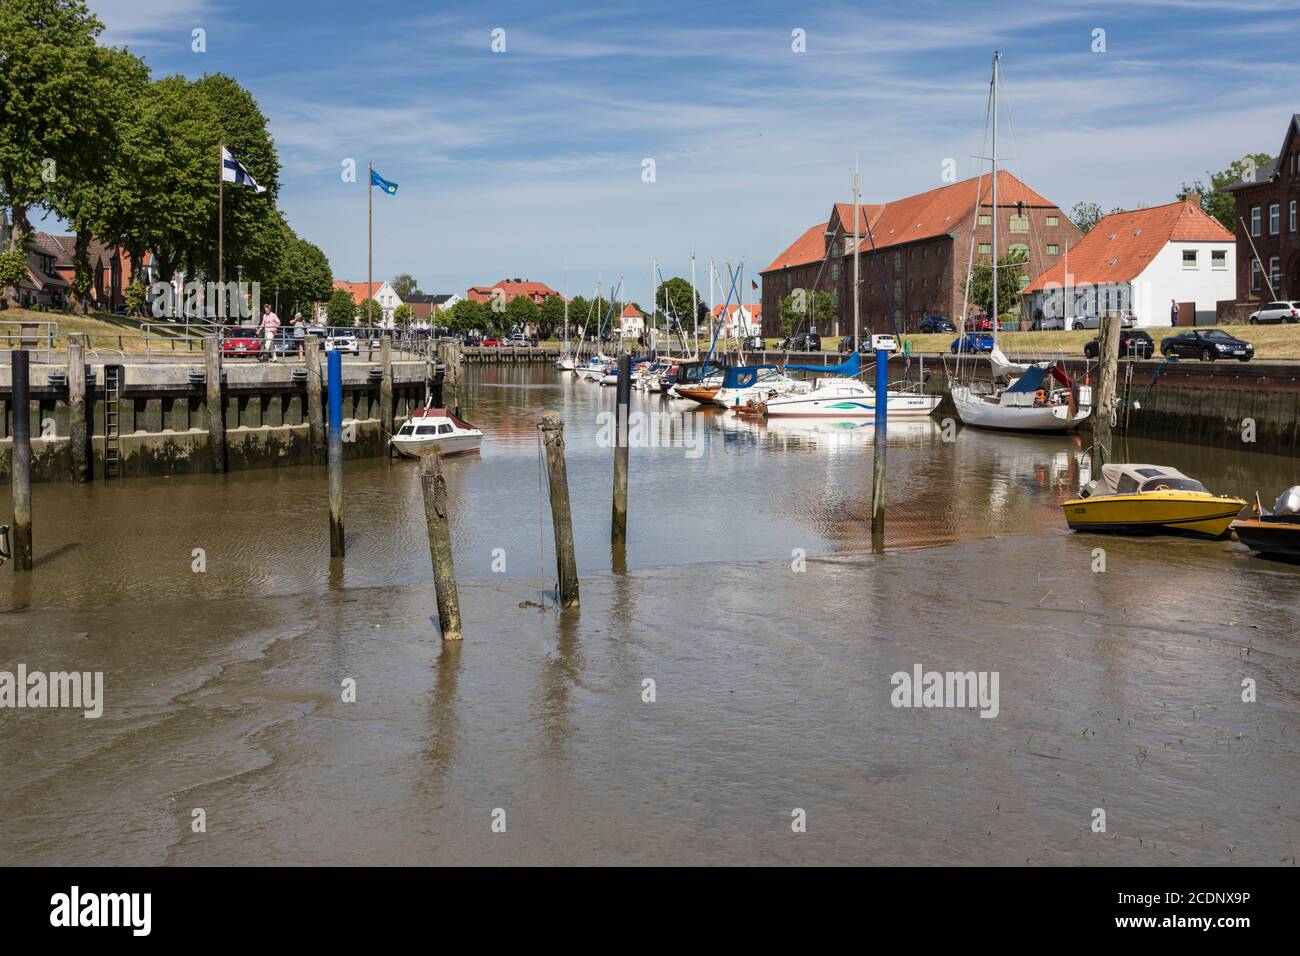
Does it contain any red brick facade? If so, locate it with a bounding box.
[1228,115,1300,303]
[760,171,1080,337]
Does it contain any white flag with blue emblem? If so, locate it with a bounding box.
[221,146,266,193]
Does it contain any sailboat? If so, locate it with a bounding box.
[949,52,1091,434]
[575,280,621,381]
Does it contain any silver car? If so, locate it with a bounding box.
[1247,300,1300,324]
[1071,310,1136,331]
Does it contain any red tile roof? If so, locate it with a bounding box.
[763,170,1058,274]
[467,279,560,301]
[333,280,384,303]
[710,303,762,320]
[1024,200,1233,292]
[621,303,642,318]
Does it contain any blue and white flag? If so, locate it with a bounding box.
[370,168,398,195]
[222,146,266,193]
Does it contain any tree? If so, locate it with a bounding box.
[504,294,540,334]
[567,295,592,337]
[655,277,695,332]
[446,298,487,334]
[391,273,420,299]
[1179,153,1274,232]
[1070,202,1104,234]
[262,215,332,318]
[357,297,384,325]
[392,303,413,325]
[326,288,356,326]
[965,250,1030,319]
[538,294,566,338]
[778,289,834,338]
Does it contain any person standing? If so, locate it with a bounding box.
[259,303,281,362]
[293,312,306,357]
[1170,299,1179,326]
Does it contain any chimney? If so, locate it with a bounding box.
[1182,191,1201,206]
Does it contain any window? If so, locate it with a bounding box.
[978,243,991,254]
[1182,249,1198,269]
[1117,473,1140,494]
[893,252,902,272]
[1269,203,1280,235]
[1291,200,1297,232]
[978,214,991,225]
[893,280,902,302]
[1009,243,1030,259]
[1251,206,1261,236]
[1211,250,1227,270]
[1270,256,1281,286]
[1046,244,1059,255]
[1009,216,1029,233]
[1251,260,1261,291]
[1046,215,1059,227]
[831,263,840,281]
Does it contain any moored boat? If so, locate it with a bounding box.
[1062,463,1244,538]
[390,407,484,458]
[1233,486,1300,559]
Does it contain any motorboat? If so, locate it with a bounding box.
[1232,486,1300,559]
[390,407,484,458]
[667,358,723,402]
[1062,463,1244,538]
[762,352,940,418]
[576,357,613,382]
[712,364,809,409]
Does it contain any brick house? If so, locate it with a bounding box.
[1225,113,1300,303]
[759,170,1080,337]
[466,278,560,305]
[404,293,460,322]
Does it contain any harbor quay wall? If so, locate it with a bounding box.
[0,359,431,484]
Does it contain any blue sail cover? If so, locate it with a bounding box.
[1004,364,1048,394]
[786,351,861,376]
[720,364,777,389]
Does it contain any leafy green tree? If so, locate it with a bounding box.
[262,215,332,317]
[124,281,146,316]
[326,288,356,326]
[965,250,1030,319]
[538,294,566,338]
[392,303,413,325]
[504,294,540,334]
[655,277,695,329]
[1069,202,1104,234]
[567,295,592,337]
[446,297,487,334]
[1179,153,1275,232]
[779,289,833,338]
[357,297,383,325]
[390,273,420,299]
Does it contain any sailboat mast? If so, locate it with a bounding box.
[853,166,861,349]
[691,250,698,357]
[991,51,999,347]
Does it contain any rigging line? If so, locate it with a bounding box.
[956,69,994,384]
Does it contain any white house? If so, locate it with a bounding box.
[710,303,763,338]
[1024,199,1236,328]
[329,280,403,322]
[618,303,646,338]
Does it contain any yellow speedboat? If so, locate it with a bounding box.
[1063,464,1244,539]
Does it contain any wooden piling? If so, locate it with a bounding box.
[419,449,462,640]
[327,349,344,557]
[305,334,326,465]
[204,335,227,474]
[379,335,393,436]
[540,412,580,607]
[612,353,631,543]
[1092,314,1121,475]
[10,349,33,570]
[67,334,89,482]
[870,347,888,539]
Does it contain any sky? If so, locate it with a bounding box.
[80,0,1300,305]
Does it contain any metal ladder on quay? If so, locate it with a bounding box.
[104,364,121,479]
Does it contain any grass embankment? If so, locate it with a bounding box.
[0,307,200,354]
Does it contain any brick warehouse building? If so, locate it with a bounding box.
[1225,114,1300,305]
[759,170,1081,337]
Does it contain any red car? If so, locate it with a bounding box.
[482,337,503,347]
[965,314,995,332]
[222,327,262,358]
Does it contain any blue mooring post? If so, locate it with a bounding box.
[327,349,344,557]
[871,346,888,541]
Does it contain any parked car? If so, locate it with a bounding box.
[951,332,995,354]
[837,335,871,353]
[510,333,528,346]
[919,314,955,334]
[482,337,503,347]
[1247,300,1300,324]
[965,314,994,332]
[1071,310,1136,331]
[1030,314,1066,331]
[1083,329,1155,359]
[1160,328,1254,362]
[221,327,262,358]
[780,331,822,351]
[463,334,482,346]
[742,334,765,351]
[324,328,359,354]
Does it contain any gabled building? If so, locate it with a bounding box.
[466,278,560,305]
[1024,199,1235,327]
[1224,113,1300,303]
[330,280,402,321]
[759,170,1079,337]
[710,303,762,338]
[403,293,461,322]
[617,303,645,338]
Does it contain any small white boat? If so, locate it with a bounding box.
[390,407,484,458]
[555,354,577,371]
[712,364,809,408]
[950,364,1090,433]
[764,378,940,418]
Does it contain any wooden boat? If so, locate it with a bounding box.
[952,364,1090,433]
[390,407,484,458]
[1062,463,1244,538]
[1233,487,1300,559]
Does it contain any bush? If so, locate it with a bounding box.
[125,281,147,316]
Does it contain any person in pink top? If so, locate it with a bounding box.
[259,303,281,362]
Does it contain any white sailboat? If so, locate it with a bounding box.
[950,52,1090,434]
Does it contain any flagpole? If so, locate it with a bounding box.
[218,141,224,318]
[367,161,373,328]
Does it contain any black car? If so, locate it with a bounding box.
[919,314,955,334]
[780,331,822,352]
[1083,329,1155,359]
[837,335,871,353]
[1160,328,1254,362]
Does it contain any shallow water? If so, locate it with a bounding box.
[1,364,1297,865]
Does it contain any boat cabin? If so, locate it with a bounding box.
[1089,464,1209,498]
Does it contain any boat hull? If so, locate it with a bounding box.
[676,384,721,404]
[1233,518,1300,558]
[952,386,1088,433]
[1063,493,1244,538]
[391,434,483,458]
[765,392,940,418]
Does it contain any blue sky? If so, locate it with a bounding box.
[86,0,1300,304]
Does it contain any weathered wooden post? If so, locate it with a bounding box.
[611,353,631,544]
[871,343,888,542]
[540,412,580,607]
[327,348,344,557]
[305,334,326,465]
[420,449,462,639]
[379,334,393,436]
[1092,314,1121,476]
[10,349,33,570]
[67,334,89,482]
[204,335,226,474]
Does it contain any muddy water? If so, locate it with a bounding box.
[1,364,1297,865]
